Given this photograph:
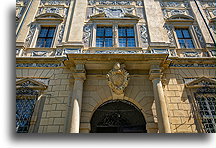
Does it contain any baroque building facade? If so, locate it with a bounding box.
[16,0,216,133]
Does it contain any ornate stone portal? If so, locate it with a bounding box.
[107,63,129,95]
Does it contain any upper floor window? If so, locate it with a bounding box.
[96,27,113,47]
[118,27,135,47]
[175,28,194,48]
[36,27,56,48]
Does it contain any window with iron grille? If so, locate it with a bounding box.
[96,27,113,47]
[16,88,39,133]
[175,28,194,48]
[118,27,135,47]
[195,87,216,133]
[36,27,56,48]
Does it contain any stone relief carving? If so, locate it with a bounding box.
[40,0,70,6]
[95,7,134,18]
[164,25,175,46]
[170,63,215,67]
[58,24,65,43]
[183,52,199,57]
[55,49,64,56]
[99,1,131,5]
[139,24,148,43]
[25,24,37,47]
[193,26,205,47]
[160,2,189,8]
[107,63,129,95]
[16,63,62,67]
[83,24,92,45]
[32,51,48,57]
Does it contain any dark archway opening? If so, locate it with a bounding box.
[90,100,147,133]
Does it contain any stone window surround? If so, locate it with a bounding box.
[16,78,48,133]
[166,22,202,49]
[185,77,216,133]
[90,22,139,48]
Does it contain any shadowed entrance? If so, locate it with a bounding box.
[90,100,147,133]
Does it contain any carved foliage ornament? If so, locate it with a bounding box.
[107,63,129,95]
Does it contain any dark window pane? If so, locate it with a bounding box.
[105,38,112,47]
[96,38,104,47]
[118,28,126,37]
[185,39,194,48]
[47,28,55,37]
[36,38,45,47]
[127,38,135,47]
[38,28,48,37]
[182,29,191,38]
[175,29,183,38]
[105,27,113,37]
[45,39,53,47]
[119,38,126,47]
[178,39,186,48]
[96,27,104,37]
[127,28,135,37]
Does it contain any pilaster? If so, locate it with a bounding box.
[149,64,171,133]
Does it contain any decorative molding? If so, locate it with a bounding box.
[183,52,199,57]
[55,49,64,56]
[193,25,205,48]
[83,24,92,46]
[99,1,131,5]
[107,63,129,95]
[58,24,65,43]
[95,7,134,18]
[25,24,37,47]
[40,0,70,6]
[64,48,81,54]
[152,49,168,54]
[94,50,143,54]
[32,51,48,57]
[170,63,215,67]
[16,63,62,67]
[164,25,175,46]
[139,24,148,43]
[160,2,189,8]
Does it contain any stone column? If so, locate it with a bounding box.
[149,65,171,133]
[69,64,86,133]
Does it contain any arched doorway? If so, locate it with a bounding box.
[90,100,147,133]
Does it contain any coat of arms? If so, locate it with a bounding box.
[107,63,130,95]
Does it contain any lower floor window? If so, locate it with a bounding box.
[16,88,38,133]
[195,88,216,133]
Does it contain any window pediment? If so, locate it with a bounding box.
[16,78,48,90]
[167,14,194,21]
[35,13,63,20]
[186,77,216,88]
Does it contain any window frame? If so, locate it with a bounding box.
[92,23,137,48]
[35,26,57,48]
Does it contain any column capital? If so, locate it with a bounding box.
[149,64,163,80]
[72,72,86,81]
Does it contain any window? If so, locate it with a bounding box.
[118,27,135,47]
[195,95,216,133]
[96,27,113,47]
[16,96,37,133]
[16,87,39,133]
[36,27,56,48]
[175,28,194,48]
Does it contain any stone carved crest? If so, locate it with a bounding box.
[107,63,129,95]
